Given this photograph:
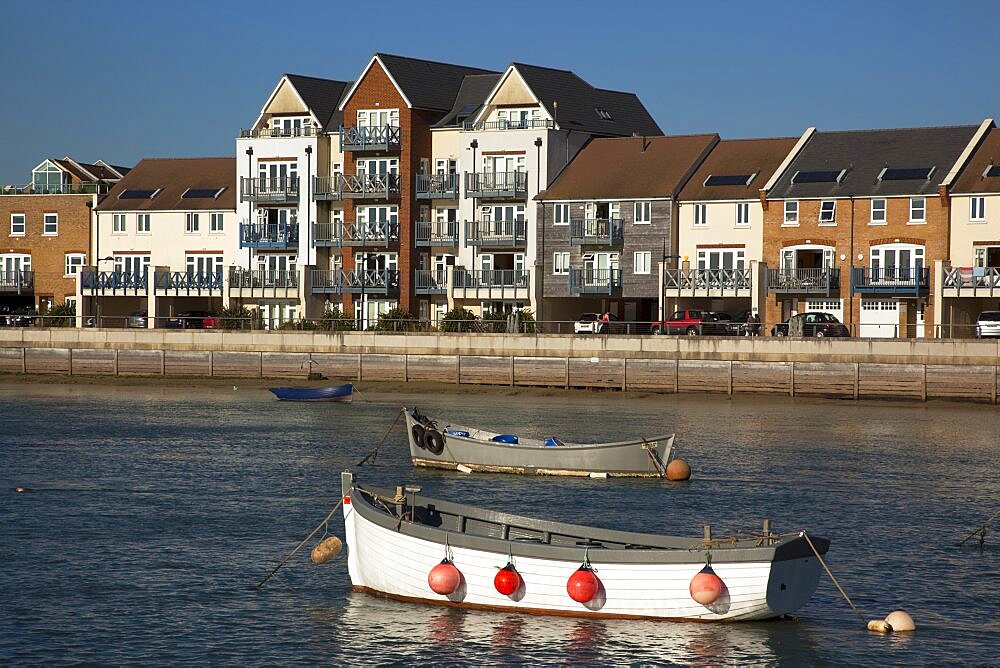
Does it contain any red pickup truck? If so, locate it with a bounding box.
[650,309,733,335]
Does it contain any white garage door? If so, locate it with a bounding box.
[860,299,899,338]
[805,299,843,323]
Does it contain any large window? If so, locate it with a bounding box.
[870,243,924,280]
[736,202,750,227]
[909,197,926,223]
[870,199,887,224]
[186,254,224,277]
[10,213,25,235]
[137,214,150,233]
[32,161,66,193]
[697,248,745,271]
[634,251,651,274]
[43,213,58,235]
[552,252,569,275]
[113,213,126,233]
[114,255,150,276]
[357,108,399,128]
[65,253,86,276]
[971,196,986,221]
[819,200,836,224]
[784,201,799,225]
[554,203,570,225]
[634,201,651,224]
[693,203,707,227]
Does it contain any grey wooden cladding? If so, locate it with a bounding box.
[458,356,512,385]
[70,349,116,376]
[164,350,211,376]
[262,353,311,378]
[925,365,995,401]
[859,363,924,400]
[406,355,458,383]
[360,354,406,382]
[117,350,163,376]
[794,363,857,398]
[311,353,361,380]
[25,348,69,374]
[733,362,792,394]
[624,358,677,391]
[567,357,624,388]
[678,360,730,394]
[0,347,25,373]
[514,357,567,386]
[212,352,263,378]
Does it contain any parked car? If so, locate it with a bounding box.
[976,311,1000,338]
[1,306,37,327]
[127,311,148,329]
[781,312,850,338]
[771,320,790,337]
[165,310,219,329]
[574,312,624,334]
[651,309,731,336]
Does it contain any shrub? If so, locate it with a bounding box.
[374,307,420,332]
[440,307,481,333]
[317,306,355,332]
[218,304,254,330]
[482,309,536,333]
[45,301,76,328]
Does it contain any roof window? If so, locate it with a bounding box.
[791,169,847,184]
[181,187,226,199]
[119,188,161,200]
[594,107,614,121]
[704,173,757,187]
[878,167,935,181]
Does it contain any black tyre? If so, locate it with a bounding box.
[423,429,445,455]
[686,326,698,336]
[411,424,427,450]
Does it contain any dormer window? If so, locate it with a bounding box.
[32,160,68,193]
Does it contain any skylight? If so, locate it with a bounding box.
[182,187,226,199]
[879,167,935,181]
[791,169,846,184]
[119,188,160,199]
[704,173,757,187]
[985,165,1000,178]
[594,107,614,121]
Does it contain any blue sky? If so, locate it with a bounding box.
[1,0,997,183]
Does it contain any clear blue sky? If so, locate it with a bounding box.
[2,0,997,184]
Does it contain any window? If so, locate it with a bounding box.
[65,253,86,276]
[185,212,200,233]
[870,199,887,224]
[693,203,707,227]
[137,214,150,233]
[554,203,570,225]
[357,108,399,128]
[10,213,25,235]
[553,252,569,275]
[909,197,926,223]
[735,202,750,227]
[210,212,224,232]
[971,196,986,221]
[114,255,150,276]
[870,244,925,279]
[634,201,651,224]
[819,200,836,224]
[784,201,799,225]
[186,255,224,277]
[697,248,745,271]
[43,213,58,235]
[113,213,126,233]
[634,251,651,275]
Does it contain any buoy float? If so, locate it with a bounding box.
[884,610,916,632]
[494,562,521,596]
[428,558,462,595]
[689,564,724,605]
[310,536,342,565]
[15,487,26,493]
[867,619,893,633]
[567,565,600,603]
[667,458,691,481]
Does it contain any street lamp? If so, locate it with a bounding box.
[468,139,478,288]
[534,137,543,326]
[245,147,254,268]
[305,145,312,261]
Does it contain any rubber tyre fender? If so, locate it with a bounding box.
[423,429,445,455]
[411,424,427,450]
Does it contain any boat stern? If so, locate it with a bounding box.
[764,534,827,615]
[341,470,362,587]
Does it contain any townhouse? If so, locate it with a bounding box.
[1,157,126,316]
[762,123,989,337]
[86,158,237,326]
[536,134,719,324]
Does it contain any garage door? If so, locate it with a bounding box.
[805,299,843,323]
[860,299,899,338]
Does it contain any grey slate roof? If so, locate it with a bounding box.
[375,53,499,111]
[435,73,503,127]
[768,125,979,199]
[284,74,353,131]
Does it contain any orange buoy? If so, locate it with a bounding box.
[494,563,522,596]
[310,536,342,565]
[428,558,462,595]
[567,565,600,603]
[667,458,691,481]
[15,487,26,493]
[689,564,724,605]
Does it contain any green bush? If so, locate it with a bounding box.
[218,304,254,330]
[317,306,355,331]
[45,301,76,328]
[374,307,420,332]
[482,309,536,333]
[440,307,481,333]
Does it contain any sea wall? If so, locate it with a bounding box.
[1,329,998,403]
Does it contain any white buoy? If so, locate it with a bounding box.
[456,465,473,474]
[589,472,608,479]
[884,610,916,632]
[867,620,892,633]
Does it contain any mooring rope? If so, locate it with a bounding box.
[355,409,405,466]
[956,509,1000,547]
[802,530,866,625]
[256,499,344,590]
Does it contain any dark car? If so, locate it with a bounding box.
[771,320,790,337]
[165,310,219,329]
[731,310,763,336]
[127,311,148,329]
[781,312,850,338]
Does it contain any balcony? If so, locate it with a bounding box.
[335,221,399,247]
[339,173,401,200]
[464,219,528,247]
[0,271,33,293]
[240,177,299,204]
[239,222,299,249]
[767,268,841,295]
[942,266,1000,298]
[312,175,343,201]
[153,271,224,295]
[416,173,459,199]
[310,269,399,295]
[238,126,319,139]
[662,268,752,298]
[415,269,448,295]
[339,124,401,152]
[465,171,528,199]
[415,220,459,247]
[569,219,624,246]
[851,267,930,296]
[462,119,554,131]
[452,269,530,300]
[1,182,108,196]
[228,268,299,300]
[569,268,622,295]
[81,270,148,295]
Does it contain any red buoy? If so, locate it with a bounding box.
[494,563,522,596]
[428,558,462,595]
[689,564,724,605]
[567,565,600,603]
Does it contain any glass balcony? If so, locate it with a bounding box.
[464,171,528,199]
[0,270,34,293]
[569,219,624,246]
[339,125,402,152]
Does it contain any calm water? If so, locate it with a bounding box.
[2,381,999,666]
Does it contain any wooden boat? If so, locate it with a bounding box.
[403,407,674,477]
[340,470,829,621]
[268,383,353,402]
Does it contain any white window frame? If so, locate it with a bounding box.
[10,213,25,236]
[136,213,150,233]
[554,203,570,226]
[970,196,986,222]
[870,199,887,225]
[65,253,86,277]
[357,108,400,128]
[42,213,58,235]
[634,201,651,224]
[783,201,799,225]
[210,212,224,232]
[113,213,127,233]
[735,202,750,227]
[909,197,926,224]
[819,200,836,225]
[186,254,225,277]
[693,203,707,227]
[185,212,200,233]
[634,251,651,275]
[552,252,569,275]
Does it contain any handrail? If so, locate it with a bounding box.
[464,219,528,246]
[462,119,554,131]
[766,268,840,292]
[569,268,622,294]
[240,176,299,202]
[336,220,399,245]
[80,270,148,292]
[339,124,402,151]
[415,220,459,246]
[850,267,930,294]
[238,126,320,139]
[569,218,624,245]
[415,173,460,197]
[0,270,34,290]
[414,269,449,291]
[228,268,299,289]
[663,268,752,291]
[339,173,401,198]
[464,171,529,197]
[153,271,224,291]
[453,269,529,288]
[240,222,299,246]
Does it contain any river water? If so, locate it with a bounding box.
[2,381,998,666]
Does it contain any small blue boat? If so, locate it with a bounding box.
[268,383,353,402]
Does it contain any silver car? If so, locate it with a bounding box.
[976,311,1000,338]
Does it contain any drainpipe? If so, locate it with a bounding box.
[848,196,855,333]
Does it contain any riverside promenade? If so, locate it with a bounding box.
[1,328,998,403]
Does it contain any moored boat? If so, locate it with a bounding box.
[403,407,674,477]
[269,383,353,402]
[340,470,829,621]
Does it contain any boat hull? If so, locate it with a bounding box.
[268,384,353,402]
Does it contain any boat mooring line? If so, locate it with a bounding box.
[801,530,866,625]
[256,499,344,590]
[956,509,999,547]
[356,409,405,467]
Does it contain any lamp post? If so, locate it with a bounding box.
[469,139,478,292]
[534,136,543,328]
[305,144,312,260]
[358,222,368,330]
[245,147,254,268]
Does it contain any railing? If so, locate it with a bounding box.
[464,171,529,199]
[851,267,930,295]
[415,173,460,199]
[0,271,34,292]
[239,177,299,203]
[942,266,1000,297]
[569,268,622,295]
[464,219,528,247]
[662,269,752,295]
[228,269,299,298]
[462,119,554,131]
[569,219,624,246]
[1,182,108,195]
[312,175,343,200]
[339,173,401,199]
[239,222,299,248]
[339,124,402,152]
[415,220,459,247]
[238,126,319,138]
[414,269,448,294]
[452,269,530,299]
[334,221,399,247]
[310,269,399,295]
[766,268,841,295]
[81,270,148,293]
[153,271,224,294]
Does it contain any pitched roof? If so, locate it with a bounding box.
[373,53,499,111]
[767,125,980,199]
[951,127,1000,194]
[679,137,799,201]
[284,74,353,131]
[97,158,236,212]
[434,73,503,127]
[537,134,719,200]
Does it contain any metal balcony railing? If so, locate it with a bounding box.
[942,266,1000,296]
[153,271,224,294]
[851,267,930,295]
[464,171,529,199]
[569,268,622,295]
[416,173,459,199]
[415,220,459,247]
[464,219,528,247]
[339,173,401,199]
[334,221,399,247]
[310,269,399,295]
[453,269,529,289]
[462,119,554,131]
[339,124,402,152]
[662,269,752,295]
[240,177,299,203]
[0,271,33,292]
[81,270,148,294]
[1,182,108,196]
[228,268,298,289]
[415,269,448,294]
[569,218,624,246]
[238,126,319,138]
[312,175,343,201]
[239,222,299,248]
[766,268,841,295]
